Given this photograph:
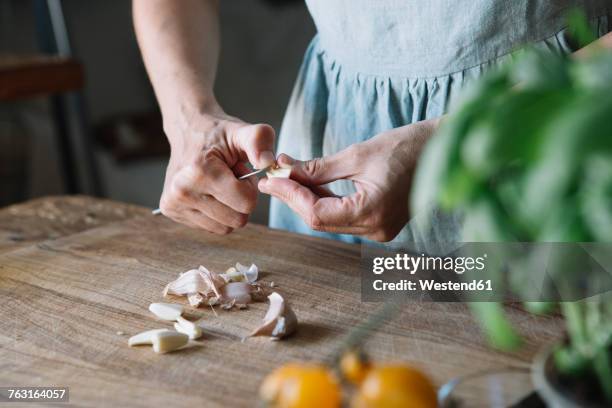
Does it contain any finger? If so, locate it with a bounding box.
[183,208,234,235]
[277,151,355,187]
[231,123,276,169]
[198,155,258,214]
[275,156,338,197]
[191,194,248,229]
[259,177,369,234]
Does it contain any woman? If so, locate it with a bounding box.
[133,0,611,246]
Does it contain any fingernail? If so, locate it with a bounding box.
[277,154,295,166]
[259,151,276,168]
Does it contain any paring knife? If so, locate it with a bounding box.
[151,165,272,215]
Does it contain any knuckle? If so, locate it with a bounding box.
[303,157,324,179]
[253,123,275,141]
[234,213,249,228]
[173,183,191,201]
[217,226,233,235]
[239,192,258,213]
[307,210,324,231]
[374,226,399,242]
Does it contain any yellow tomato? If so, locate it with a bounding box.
[340,349,372,385]
[259,363,341,408]
[352,364,437,408]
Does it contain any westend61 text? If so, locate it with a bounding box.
[373,279,493,292]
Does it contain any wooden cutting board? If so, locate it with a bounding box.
[0,209,563,407]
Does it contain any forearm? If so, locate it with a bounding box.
[133,0,221,128]
[573,31,612,58]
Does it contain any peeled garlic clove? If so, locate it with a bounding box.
[174,322,202,340]
[266,166,292,179]
[128,329,171,346]
[174,316,203,340]
[250,292,298,339]
[149,302,183,321]
[220,282,253,304]
[151,331,189,354]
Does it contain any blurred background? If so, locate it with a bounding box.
[0,0,315,224]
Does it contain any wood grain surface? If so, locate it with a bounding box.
[0,198,564,407]
[0,195,148,255]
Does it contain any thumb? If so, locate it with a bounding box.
[232,123,276,169]
[282,149,355,186]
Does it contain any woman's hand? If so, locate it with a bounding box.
[258,119,439,242]
[160,107,276,234]
[135,1,277,234]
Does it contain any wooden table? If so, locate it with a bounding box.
[0,196,563,407]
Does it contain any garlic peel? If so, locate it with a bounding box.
[220,282,253,304]
[222,263,259,283]
[187,292,205,307]
[149,302,183,321]
[163,269,209,296]
[250,292,297,339]
[163,266,225,299]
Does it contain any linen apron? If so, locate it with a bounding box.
[270,0,611,250]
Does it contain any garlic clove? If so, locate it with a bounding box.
[174,316,203,340]
[151,331,189,354]
[250,292,298,339]
[149,302,183,321]
[220,282,253,304]
[128,329,171,346]
[174,322,202,340]
[266,165,292,179]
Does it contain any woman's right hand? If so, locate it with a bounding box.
[159,107,276,234]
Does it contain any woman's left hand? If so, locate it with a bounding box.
[258,118,439,242]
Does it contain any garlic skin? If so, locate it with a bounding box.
[221,263,259,283]
[236,263,259,283]
[187,292,205,307]
[149,303,183,321]
[163,263,261,309]
[220,282,253,304]
[163,266,225,298]
[128,329,171,346]
[250,292,298,339]
[151,331,189,354]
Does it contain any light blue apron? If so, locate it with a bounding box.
[270,0,611,248]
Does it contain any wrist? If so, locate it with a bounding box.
[162,97,224,142]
